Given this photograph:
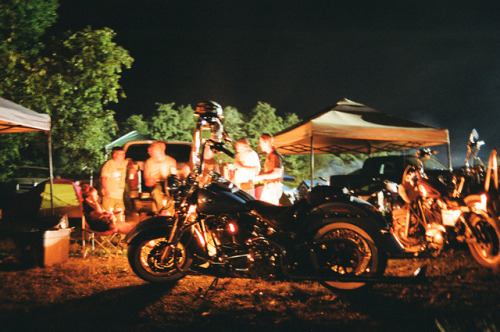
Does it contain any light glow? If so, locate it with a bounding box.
[193,226,206,246]
[228,223,237,234]
[418,184,427,197]
[473,194,488,212]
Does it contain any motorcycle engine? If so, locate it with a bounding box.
[246,238,283,279]
[425,223,446,256]
[422,198,442,224]
[205,214,250,247]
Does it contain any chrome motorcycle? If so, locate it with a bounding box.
[126,101,422,291]
[392,131,500,270]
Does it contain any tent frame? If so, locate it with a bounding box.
[273,99,452,185]
[0,97,54,212]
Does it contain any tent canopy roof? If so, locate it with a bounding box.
[274,99,449,155]
[0,97,50,133]
[105,130,147,152]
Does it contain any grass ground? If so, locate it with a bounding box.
[0,236,499,331]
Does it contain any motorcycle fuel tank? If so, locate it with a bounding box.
[197,184,251,214]
[417,179,442,199]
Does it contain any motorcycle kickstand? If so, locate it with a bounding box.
[194,276,220,300]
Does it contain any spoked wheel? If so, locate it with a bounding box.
[468,213,500,270]
[127,235,193,283]
[314,222,387,290]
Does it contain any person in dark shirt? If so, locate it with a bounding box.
[81,184,133,234]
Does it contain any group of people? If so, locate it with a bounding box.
[231,134,284,205]
[81,133,284,234]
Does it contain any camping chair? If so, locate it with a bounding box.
[72,184,123,257]
[81,216,123,257]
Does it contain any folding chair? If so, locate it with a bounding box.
[73,184,124,257]
[81,216,124,257]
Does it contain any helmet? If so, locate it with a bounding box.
[195,100,223,118]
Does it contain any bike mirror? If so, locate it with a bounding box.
[469,129,479,144]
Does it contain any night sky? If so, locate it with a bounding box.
[51,1,500,165]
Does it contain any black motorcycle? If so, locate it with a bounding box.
[392,131,500,269]
[126,102,422,290]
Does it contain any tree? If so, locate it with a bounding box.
[1,23,133,177]
[29,27,133,175]
[121,114,149,137]
[128,102,196,142]
[222,106,247,142]
[245,102,284,147]
[0,0,58,57]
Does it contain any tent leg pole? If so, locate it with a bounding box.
[310,136,314,189]
[447,142,452,171]
[48,130,54,214]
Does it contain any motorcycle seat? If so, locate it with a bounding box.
[246,200,301,231]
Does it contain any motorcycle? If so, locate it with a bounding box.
[126,102,424,291]
[392,131,500,269]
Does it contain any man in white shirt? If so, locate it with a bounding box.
[232,138,261,195]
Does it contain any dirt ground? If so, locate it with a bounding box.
[0,240,499,332]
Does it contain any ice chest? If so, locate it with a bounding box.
[40,228,71,266]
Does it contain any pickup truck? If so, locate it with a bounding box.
[329,155,450,211]
[123,140,192,216]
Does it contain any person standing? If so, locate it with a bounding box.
[144,141,177,216]
[255,133,283,205]
[100,147,128,221]
[232,138,261,195]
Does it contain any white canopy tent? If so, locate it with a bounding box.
[0,97,50,133]
[273,99,451,182]
[0,97,54,209]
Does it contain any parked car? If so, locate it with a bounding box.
[11,166,51,193]
[330,155,449,190]
[329,154,451,212]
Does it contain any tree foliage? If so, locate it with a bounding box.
[0,1,357,187]
[222,106,246,142]
[0,0,58,56]
[151,103,197,142]
[1,0,133,178]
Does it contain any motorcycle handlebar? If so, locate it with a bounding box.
[207,139,235,158]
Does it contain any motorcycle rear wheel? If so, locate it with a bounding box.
[314,222,387,290]
[127,235,193,283]
[467,213,500,270]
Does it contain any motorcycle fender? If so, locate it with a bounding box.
[463,194,490,214]
[306,201,405,255]
[125,216,175,245]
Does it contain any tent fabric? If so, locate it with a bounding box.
[105,130,146,152]
[0,96,54,214]
[0,97,50,133]
[273,99,449,155]
[38,179,82,219]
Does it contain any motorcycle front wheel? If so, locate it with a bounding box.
[127,235,193,283]
[467,213,500,270]
[313,222,387,290]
